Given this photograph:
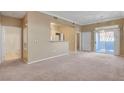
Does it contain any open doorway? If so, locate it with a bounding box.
[2,26,22,62]
[76,33,81,51]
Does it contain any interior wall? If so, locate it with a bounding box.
[50,23,61,41]
[27,12,69,63]
[81,18,124,56]
[1,16,22,27]
[0,15,2,63]
[50,23,77,52]
[59,26,76,52]
[22,14,28,62]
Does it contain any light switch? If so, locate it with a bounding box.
[34,40,38,44]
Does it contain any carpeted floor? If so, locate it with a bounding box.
[0,52,124,81]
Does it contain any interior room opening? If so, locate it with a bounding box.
[2,26,21,62]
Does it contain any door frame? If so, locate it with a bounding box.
[75,32,81,51]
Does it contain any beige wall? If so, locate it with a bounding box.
[50,23,77,52]
[27,12,69,63]
[1,15,22,27]
[0,15,1,24]
[50,23,61,41]
[81,18,124,56]
[22,14,28,62]
[0,15,2,63]
[59,26,76,52]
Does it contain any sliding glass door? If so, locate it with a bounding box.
[95,30,106,53]
[95,27,120,55]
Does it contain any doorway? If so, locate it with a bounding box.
[95,28,120,55]
[76,33,81,51]
[2,26,21,62]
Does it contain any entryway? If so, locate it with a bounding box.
[1,26,21,63]
[76,33,81,51]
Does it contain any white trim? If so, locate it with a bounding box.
[28,53,68,64]
[95,25,119,30]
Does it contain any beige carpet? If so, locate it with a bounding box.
[0,52,124,81]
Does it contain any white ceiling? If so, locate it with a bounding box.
[1,11,124,25]
[0,11,26,19]
[43,11,124,25]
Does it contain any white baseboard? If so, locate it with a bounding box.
[28,53,68,64]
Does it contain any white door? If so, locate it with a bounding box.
[81,32,91,51]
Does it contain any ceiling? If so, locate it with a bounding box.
[43,11,124,25]
[1,11,124,25]
[0,11,26,19]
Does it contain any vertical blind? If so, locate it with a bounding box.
[81,32,92,51]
